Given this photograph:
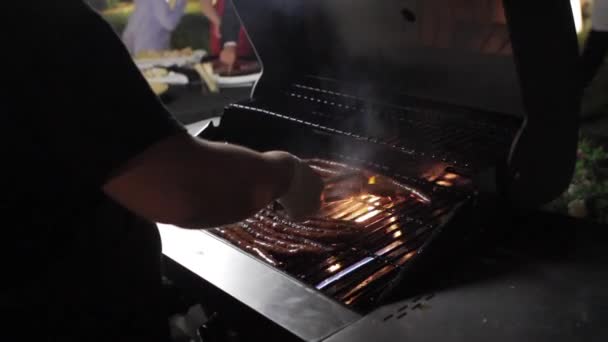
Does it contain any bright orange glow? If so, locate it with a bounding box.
[443,173,459,180]
[355,210,381,223]
[386,223,400,233]
[393,230,403,238]
[327,263,342,273]
[368,176,377,185]
[436,180,453,187]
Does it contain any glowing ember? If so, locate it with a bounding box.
[368,176,377,185]
[327,263,342,273]
[355,209,382,223]
[338,205,373,221]
[443,173,459,180]
[386,223,400,233]
[393,230,403,238]
[436,180,453,187]
[366,195,380,203]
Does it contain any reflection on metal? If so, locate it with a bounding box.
[396,251,416,266]
[342,265,395,305]
[316,257,375,290]
[375,240,405,256]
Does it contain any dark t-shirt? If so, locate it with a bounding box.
[1,1,185,340]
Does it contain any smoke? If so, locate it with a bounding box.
[315,78,398,168]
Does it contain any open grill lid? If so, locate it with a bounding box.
[230,0,581,208]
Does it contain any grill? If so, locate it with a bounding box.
[160,0,581,341]
[210,157,466,312]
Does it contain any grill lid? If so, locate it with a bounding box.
[233,0,574,115]
[229,0,581,207]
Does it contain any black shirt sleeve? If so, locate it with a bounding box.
[30,1,187,188]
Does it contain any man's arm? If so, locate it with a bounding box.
[35,1,321,228]
[103,133,319,228]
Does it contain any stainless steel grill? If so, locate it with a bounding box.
[207,153,472,312]
[162,0,581,340]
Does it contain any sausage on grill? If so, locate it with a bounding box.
[213,227,281,266]
[241,220,330,254]
[265,213,360,241]
[250,216,333,253]
[302,218,360,231]
[309,164,342,178]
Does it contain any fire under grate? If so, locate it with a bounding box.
[208,159,468,311]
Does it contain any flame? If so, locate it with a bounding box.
[366,195,380,203]
[355,210,382,223]
[368,176,377,185]
[327,263,342,273]
[386,223,400,233]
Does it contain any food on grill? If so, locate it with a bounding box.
[269,215,360,242]
[212,159,433,265]
[240,223,317,255]
[307,158,432,203]
[247,217,332,252]
[302,218,360,230]
[214,227,280,266]
[309,164,343,177]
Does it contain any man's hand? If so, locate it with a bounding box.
[219,45,237,72]
[268,152,324,221]
[103,134,322,228]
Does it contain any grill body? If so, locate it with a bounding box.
[162,0,582,340]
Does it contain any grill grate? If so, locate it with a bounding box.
[208,159,466,311]
[270,83,518,169]
[204,84,515,311]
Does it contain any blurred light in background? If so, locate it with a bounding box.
[571,0,584,33]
